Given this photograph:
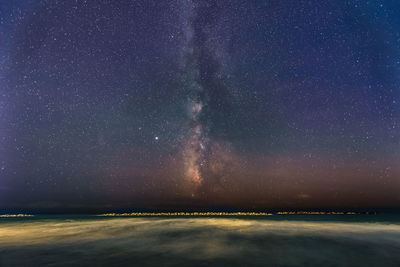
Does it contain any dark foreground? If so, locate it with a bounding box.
[1,215,400,266]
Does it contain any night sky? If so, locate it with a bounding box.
[1,0,399,211]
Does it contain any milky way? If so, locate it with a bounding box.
[178,1,235,196]
[180,1,207,193]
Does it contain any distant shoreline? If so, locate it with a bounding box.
[97,211,371,217]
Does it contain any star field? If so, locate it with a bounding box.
[0,0,399,211]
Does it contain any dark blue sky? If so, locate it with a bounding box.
[0,0,399,211]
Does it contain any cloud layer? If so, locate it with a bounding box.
[1,217,400,266]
